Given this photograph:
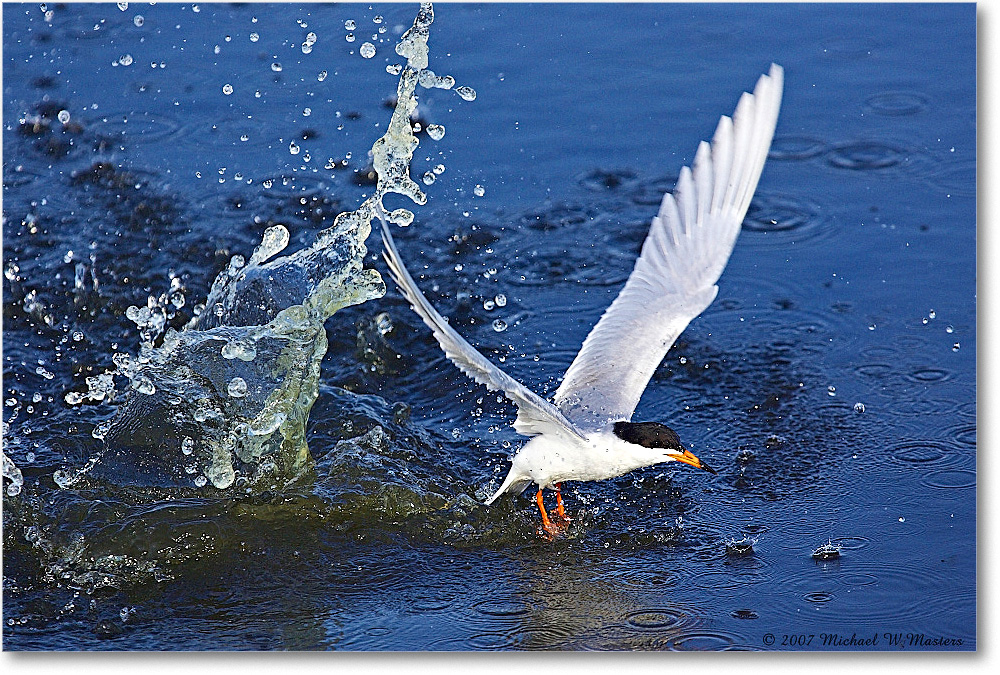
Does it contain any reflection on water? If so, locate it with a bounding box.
[3,1,975,652]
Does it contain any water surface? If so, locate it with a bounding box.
[2,2,976,651]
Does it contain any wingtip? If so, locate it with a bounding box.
[765,63,785,97]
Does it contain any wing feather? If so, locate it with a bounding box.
[380,222,585,441]
[554,64,784,430]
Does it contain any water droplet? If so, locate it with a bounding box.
[433,164,446,175]
[345,33,356,43]
[251,224,290,264]
[827,385,836,397]
[386,63,402,75]
[271,62,282,72]
[456,85,477,101]
[483,299,495,311]
[64,391,84,405]
[119,53,133,66]
[318,70,328,81]
[868,323,877,331]
[53,469,74,489]
[181,437,194,455]
[289,141,300,155]
[929,309,936,319]
[117,2,127,10]
[344,19,356,30]
[898,516,905,523]
[373,15,383,24]
[360,42,376,58]
[227,377,248,398]
[194,475,208,488]
[133,15,144,27]
[952,342,961,352]
[492,319,507,333]
[249,32,259,42]
[221,340,257,361]
[853,402,865,413]
[421,171,436,185]
[134,377,155,395]
[473,184,485,197]
[426,124,445,141]
[375,313,394,336]
[946,325,954,334]
[303,107,312,117]
[57,109,70,124]
[494,294,507,307]
[222,83,233,95]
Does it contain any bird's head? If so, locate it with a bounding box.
[612,421,717,475]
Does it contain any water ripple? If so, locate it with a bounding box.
[921,468,976,490]
[923,159,976,197]
[863,91,929,116]
[888,440,953,467]
[948,423,977,448]
[904,367,952,383]
[769,135,829,161]
[742,192,829,247]
[473,597,530,618]
[95,110,184,147]
[625,607,687,630]
[667,630,739,651]
[827,141,909,171]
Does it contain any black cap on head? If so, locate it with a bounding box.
[613,421,683,450]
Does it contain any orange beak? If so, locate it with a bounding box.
[673,449,717,475]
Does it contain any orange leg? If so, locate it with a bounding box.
[554,482,570,522]
[536,488,558,539]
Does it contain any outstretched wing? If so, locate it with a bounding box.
[554,64,784,430]
[380,222,586,441]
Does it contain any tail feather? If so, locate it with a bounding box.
[484,471,532,505]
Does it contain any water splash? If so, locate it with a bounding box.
[61,2,473,493]
[2,448,24,497]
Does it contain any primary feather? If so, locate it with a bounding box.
[554,64,784,430]
[380,223,586,442]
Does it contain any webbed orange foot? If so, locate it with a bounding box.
[536,487,571,540]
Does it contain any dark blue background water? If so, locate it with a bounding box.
[3,3,976,651]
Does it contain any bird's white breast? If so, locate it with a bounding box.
[512,430,664,489]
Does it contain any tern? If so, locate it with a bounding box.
[381,64,783,538]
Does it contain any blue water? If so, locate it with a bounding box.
[2,3,976,650]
